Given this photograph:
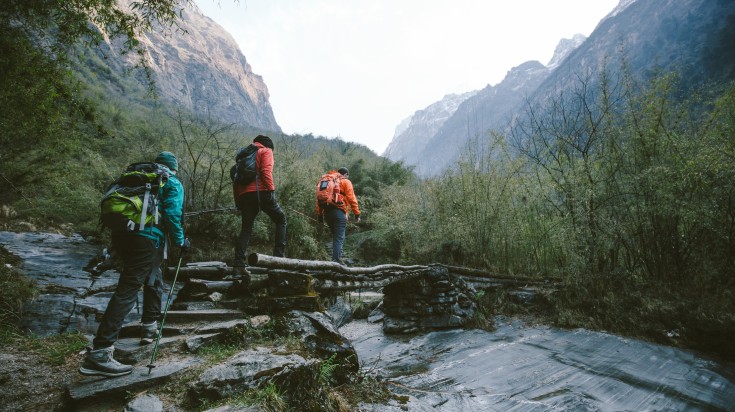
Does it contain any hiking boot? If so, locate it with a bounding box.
[140,321,158,345]
[78,346,133,377]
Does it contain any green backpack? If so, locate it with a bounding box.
[100,162,170,232]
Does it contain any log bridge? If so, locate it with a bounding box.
[169,254,551,334]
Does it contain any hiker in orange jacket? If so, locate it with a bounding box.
[233,135,287,268]
[315,167,360,262]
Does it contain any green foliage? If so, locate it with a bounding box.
[25,332,89,366]
[196,342,242,364]
[0,248,37,341]
[318,354,340,386]
[246,382,288,412]
[199,381,287,412]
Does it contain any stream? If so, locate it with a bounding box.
[2,231,734,411]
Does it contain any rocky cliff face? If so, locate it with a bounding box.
[114,1,280,132]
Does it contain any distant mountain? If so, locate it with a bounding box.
[93,1,280,132]
[383,91,476,167]
[386,0,735,177]
[547,34,587,70]
[415,61,549,176]
[384,34,583,176]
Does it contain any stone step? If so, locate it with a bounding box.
[163,309,245,323]
[194,318,250,335]
[170,301,217,311]
[114,336,183,365]
[185,332,223,352]
[170,299,242,311]
[68,357,202,408]
[119,322,196,339]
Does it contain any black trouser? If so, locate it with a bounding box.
[93,233,162,349]
[234,191,287,265]
[324,206,347,262]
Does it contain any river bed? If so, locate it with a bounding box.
[2,231,734,411]
[341,319,735,411]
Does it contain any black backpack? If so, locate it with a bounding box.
[230,144,259,185]
[100,162,170,232]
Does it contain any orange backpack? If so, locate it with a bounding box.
[316,172,343,208]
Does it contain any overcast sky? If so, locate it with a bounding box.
[195,0,619,154]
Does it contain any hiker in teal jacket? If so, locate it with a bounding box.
[80,151,190,378]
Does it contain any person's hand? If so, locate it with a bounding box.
[178,238,191,258]
[355,215,361,223]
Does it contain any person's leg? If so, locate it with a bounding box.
[261,192,287,257]
[324,207,347,262]
[140,245,164,344]
[93,234,157,349]
[141,245,163,325]
[82,233,155,377]
[234,192,260,266]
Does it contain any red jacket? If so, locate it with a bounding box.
[315,171,360,218]
[233,142,275,200]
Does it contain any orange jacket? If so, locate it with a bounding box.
[233,142,275,200]
[315,170,360,218]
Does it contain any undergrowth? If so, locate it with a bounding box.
[481,274,735,362]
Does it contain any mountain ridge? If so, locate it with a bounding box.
[384,0,735,177]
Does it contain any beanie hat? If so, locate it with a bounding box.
[253,134,274,149]
[155,151,178,171]
[338,167,349,176]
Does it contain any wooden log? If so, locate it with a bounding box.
[165,265,230,280]
[441,264,548,284]
[189,278,236,293]
[248,253,427,275]
[165,265,268,280]
[176,278,236,300]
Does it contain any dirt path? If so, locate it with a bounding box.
[0,347,80,412]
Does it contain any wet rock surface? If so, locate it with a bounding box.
[3,231,735,411]
[0,232,170,337]
[342,319,735,411]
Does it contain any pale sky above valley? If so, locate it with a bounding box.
[195,0,620,155]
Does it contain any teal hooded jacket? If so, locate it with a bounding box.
[138,167,185,247]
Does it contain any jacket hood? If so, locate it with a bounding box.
[155,151,178,171]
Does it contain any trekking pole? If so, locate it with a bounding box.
[146,253,184,375]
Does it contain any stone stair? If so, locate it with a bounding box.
[68,263,253,408]
[67,260,358,410]
[68,358,203,407]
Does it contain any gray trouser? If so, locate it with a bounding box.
[234,191,287,265]
[324,207,347,262]
[93,233,162,349]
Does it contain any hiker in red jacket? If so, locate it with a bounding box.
[315,167,360,263]
[233,135,287,269]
